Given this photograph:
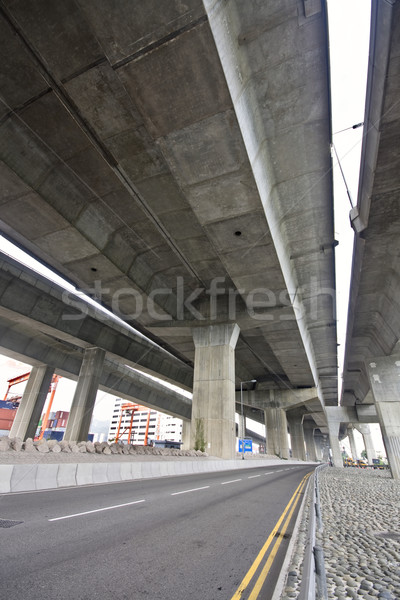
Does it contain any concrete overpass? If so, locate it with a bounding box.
[341,0,400,477]
[0,250,324,459]
[0,0,337,458]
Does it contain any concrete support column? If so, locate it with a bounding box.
[355,424,377,463]
[287,412,306,460]
[326,419,343,468]
[181,420,191,450]
[314,432,326,461]
[64,347,105,441]
[264,406,290,459]
[303,421,317,462]
[191,324,240,459]
[321,439,331,462]
[367,355,400,479]
[347,427,358,460]
[10,365,54,440]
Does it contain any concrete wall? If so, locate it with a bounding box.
[0,458,317,493]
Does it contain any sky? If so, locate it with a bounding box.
[327,0,371,388]
[0,0,384,453]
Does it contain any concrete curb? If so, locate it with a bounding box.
[0,459,316,493]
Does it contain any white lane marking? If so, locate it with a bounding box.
[48,499,145,522]
[274,469,283,473]
[221,479,242,485]
[265,471,274,475]
[248,475,261,479]
[171,486,210,496]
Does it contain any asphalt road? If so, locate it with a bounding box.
[0,464,314,600]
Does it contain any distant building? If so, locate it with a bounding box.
[108,398,182,445]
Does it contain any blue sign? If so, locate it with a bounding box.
[239,439,253,453]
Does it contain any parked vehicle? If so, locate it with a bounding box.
[343,457,357,467]
[372,458,386,469]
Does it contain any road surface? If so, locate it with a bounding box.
[0,463,314,599]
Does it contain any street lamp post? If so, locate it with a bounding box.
[240,379,256,459]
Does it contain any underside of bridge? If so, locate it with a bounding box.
[341,0,400,478]
[0,0,339,457]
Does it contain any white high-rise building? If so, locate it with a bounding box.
[107,398,182,445]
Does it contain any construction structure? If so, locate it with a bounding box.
[0,371,61,438]
[0,371,27,434]
[108,398,183,446]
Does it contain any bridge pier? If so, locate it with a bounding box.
[367,355,400,479]
[181,419,191,450]
[191,324,240,459]
[355,423,377,463]
[314,431,327,461]
[64,347,105,442]
[303,421,317,462]
[10,365,54,440]
[347,426,359,460]
[264,405,290,459]
[324,409,343,468]
[287,411,306,460]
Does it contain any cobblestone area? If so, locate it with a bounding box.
[319,467,400,600]
[281,467,400,599]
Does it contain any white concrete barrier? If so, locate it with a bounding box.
[0,465,14,493]
[144,462,162,478]
[1,459,317,493]
[130,462,143,479]
[120,462,133,480]
[36,464,59,490]
[92,463,109,484]
[57,464,77,488]
[76,463,93,486]
[11,464,37,492]
[107,463,122,483]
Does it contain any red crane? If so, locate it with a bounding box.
[115,403,152,446]
[3,371,61,438]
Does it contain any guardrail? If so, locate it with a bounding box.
[298,464,328,600]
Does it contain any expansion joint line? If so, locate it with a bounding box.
[230,472,311,600]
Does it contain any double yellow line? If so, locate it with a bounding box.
[230,472,311,600]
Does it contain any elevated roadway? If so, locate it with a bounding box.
[0,1,337,457]
[0,251,328,454]
[340,0,400,477]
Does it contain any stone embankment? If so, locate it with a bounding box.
[0,435,207,462]
[282,467,400,600]
[0,435,290,494]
